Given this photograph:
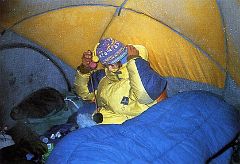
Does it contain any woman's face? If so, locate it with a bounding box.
[105,61,122,72]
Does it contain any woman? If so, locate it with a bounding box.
[74,38,167,124]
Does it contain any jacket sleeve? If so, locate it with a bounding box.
[74,69,105,101]
[127,57,167,104]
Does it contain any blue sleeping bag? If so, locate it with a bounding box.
[47,91,240,163]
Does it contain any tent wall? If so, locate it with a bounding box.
[11,6,116,69]
[0,0,240,128]
[0,0,125,28]
[217,0,240,107]
[0,26,4,34]
[0,0,228,88]
[124,0,226,71]
[102,9,225,87]
[0,31,75,127]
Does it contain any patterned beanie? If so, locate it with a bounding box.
[96,38,128,65]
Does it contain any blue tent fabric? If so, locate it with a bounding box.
[47,91,240,163]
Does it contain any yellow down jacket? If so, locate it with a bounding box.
[74,45,167,124]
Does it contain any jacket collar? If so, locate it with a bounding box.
[105,63,129,82]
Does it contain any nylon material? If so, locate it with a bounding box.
[124,0,225,67]
[217,0,240,86]
[96,76,150,118]
[148,45,224,87]
[134,58,167,100]
[0,0,124,28]
[74,71,94,101]
[127,59,154,104]
[47,91,240,162]
[12,6,115,68]
[100,109,129,124]
[103,11,225,88]
[227,34,240,86]
[87,70,105,92]
[96,78,130,112]
[228,48,240,85]
[0,26,4,33]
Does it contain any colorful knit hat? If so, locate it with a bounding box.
[96,38,128,65]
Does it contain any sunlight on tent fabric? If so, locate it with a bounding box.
[103,10,225,88]
[0,0,125,28]
[125,0,226,68]
[12,6,116,68]
[0,0,239,87]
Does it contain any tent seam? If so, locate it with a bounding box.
[119,7,226,74]
[216,1,230,93]
[0,43,72,91]
[2,3,227,76]
[3,4,120,31]
[99,0,128,41]
[116,0,128,16]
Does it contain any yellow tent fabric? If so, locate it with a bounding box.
[11,6,117,68]
[103,10,225,87]
[0,0,239,89]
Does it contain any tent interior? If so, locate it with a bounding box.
[0,0,240,163]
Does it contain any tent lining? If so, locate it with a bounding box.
[0,43,71,91]
[2,4,120,31]
[99,7,120,41]
[2,3,226,76]
[216,2,229,92]
[116,0,128,16]
[119,7,226,75]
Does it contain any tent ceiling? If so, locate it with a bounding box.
[10,6,116,69]
[0,0,124,28]
[103,10,225,87]
[0,0,239,87]
[125,0,225,68]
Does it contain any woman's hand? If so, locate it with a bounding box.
[78,50,97,73]
[82,50,93,69]
[126,45,139,56]
[126,45,139,61]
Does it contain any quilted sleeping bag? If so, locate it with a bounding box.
[47,91,240,163]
